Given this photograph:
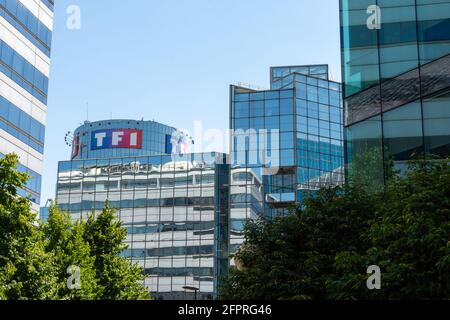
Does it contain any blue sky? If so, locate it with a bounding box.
[42,0,341,205]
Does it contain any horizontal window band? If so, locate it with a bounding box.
[0,3,51,57]
[0,113,44,145]
[41,0,54,12]
[0,119,44,153]
[0,39,49,103]
[0,94,45,142]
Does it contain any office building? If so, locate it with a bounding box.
[0,0,54,211]
[229,65,344,255]
[340,0,450,187]
[56,120,229,300]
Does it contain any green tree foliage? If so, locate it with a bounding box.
[329,158,450,299]
[0,154,59,299]
[42,205,100,299]
[220,185,376,300]
[83,204,151,300]
[0,154,151,300]
[220,158,450,300]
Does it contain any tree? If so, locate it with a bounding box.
[328,158,450,299]
[220,185,376,300]
[42,204,100,299]
[220,158,450,300]
[0,154,59,300]
[0,271,5,300]
[0,154,151,300]
[83,203,151,300]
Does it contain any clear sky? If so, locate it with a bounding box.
[41,0,342,205]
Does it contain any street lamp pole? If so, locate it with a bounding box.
[182,286,200,301]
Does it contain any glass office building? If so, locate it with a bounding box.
[56,120,229,300]
[340,0,450,187]
[229,65,345,255]
[0,0,54,210]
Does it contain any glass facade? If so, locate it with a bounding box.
[39,206,49,222]
[271,64,329,87]
[0,0,53,209]
[229,65,345,259]
[340,0,450,186]
[56,152,230,300]
[71,119,182,160]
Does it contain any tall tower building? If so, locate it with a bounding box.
[229,65,345,257]
[0,0,54,211]
[340,0,450,188]
[55,119,229,300]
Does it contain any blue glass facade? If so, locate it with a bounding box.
[0,0,52,57]
[56,152,230,300]
[0,0,53,208]
[271,64,329,87]
[229,65,345,259]
[0,39,49,103]
[340,0,450,187]
[0,95,45,153]
[71,119,182,160]
[39,205,49,222]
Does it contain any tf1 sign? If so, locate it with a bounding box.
[91,129,143,150]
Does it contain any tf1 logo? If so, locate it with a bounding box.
[91,129,143,150]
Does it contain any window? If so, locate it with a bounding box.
[265,116,279,130]
[296,83,307,99]
[280,132,294,149]
[423,90,450,156]
[319,104,330,121]
[330,90,340,107]
[318,88,329,104]
[383,101,423,161]
[234,118,249,130]
[307,102,319,119]
[249,117,264,130]
[307,85,318,102]
[296,99,307,116]
[250,101,264,117]
[235,102,249,118]
[280,115,294,132]
[296,116,308,133]
[308,118,319,136]
[265,99,280,116]
[280,98,293,115]
[280,149,295,166]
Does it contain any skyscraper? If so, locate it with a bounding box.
[56,119,229,300]
[229,65,344,256]
[0,0,54,211]
[340,0,450,187]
